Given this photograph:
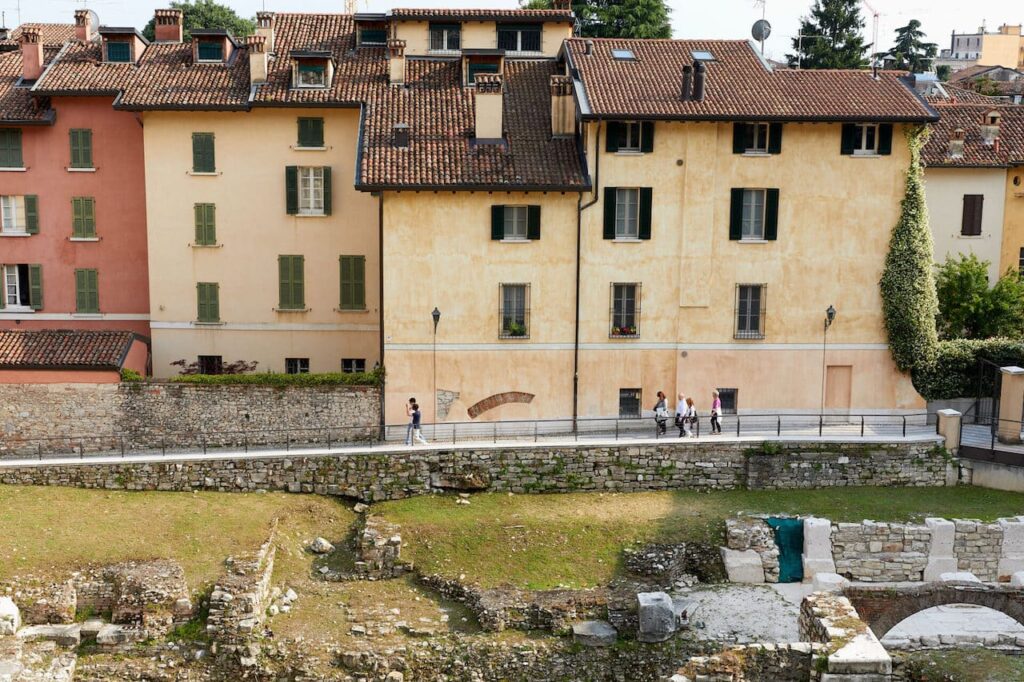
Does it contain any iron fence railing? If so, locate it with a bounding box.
[958,417,1024,466]
[0,412,937,462]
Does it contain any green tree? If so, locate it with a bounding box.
[935,65,951,81]
[935,254,1024,339]
[879,125,939,372]
[142,0,255,42]
[522,0,671,39]
[882,20,937,73]
[787,0,869,69]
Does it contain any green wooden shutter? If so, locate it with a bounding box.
[768,123,783,154]
[293,256,304,308]
[527,205,541,240]
[878,123,893,155]
[491,205,504,240]
[83,198,95,237]
[0,129,22,167]
[194,204,216,245]
[765,188,780,241]
[638,188,652,240]
[28,264,42,310]
[605,122,620,152]
[322,166,332,215]
[72,198,84,237]
[298,118,324,147]
[25,195,38,234]
[278,256,304,309]
[70,129,93,168]
[76,269,98,313]
[603,190,617,240]
[285,166,298,215]
[732,123,746,154]
[339,255,366,309]
[192,133,214,172]
[729,188,744,240]
[640,122,654,153]
[840,123,857,155]
[197,283,219,322]
[278,256,291,308]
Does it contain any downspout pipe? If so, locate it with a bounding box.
[573,120,601,429]
[378,191,386,434]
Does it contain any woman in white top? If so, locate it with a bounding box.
[675,393,687,437]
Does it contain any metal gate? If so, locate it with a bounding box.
[970,358,1002,430]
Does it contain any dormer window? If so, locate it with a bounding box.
[290,51,334,90]
[298,63,325,87]
[197,41,223,62]
[98,27,147,64]
[463,50,503,87]
[497,24,541,53]
[191,29,235,64]
[353,15,389,47]
[106,41,131,62]
[429,23,460,52]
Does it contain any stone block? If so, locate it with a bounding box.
[96,623,134,646]
[80,618,104,641]
[571,620,617,647]
[998,518,1024,580]
[1012,572,1024,587]
[16,624,81,647]
[803,517,835,581]
[827,632,892,675]
[720,548,765,584]
[940,572,981,583]
[637,592,676,643]
[812,573,850,592]
[0,597,20,636]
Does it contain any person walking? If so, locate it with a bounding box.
[404,397,417,445]
[710,390,723,434]
[653,391,669,436]
[675,393,687,437]
[411,402,428,445]
[684,397,697,437]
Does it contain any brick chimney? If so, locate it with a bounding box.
[74,9,95,43]
[154,9,183,43]
[256,12,275,53]
[948,128,965,159]
[474,74,504,141]
[550,74,573,137]
[20,28,43,82]
[247,34,267,84]
[388,38,406,85]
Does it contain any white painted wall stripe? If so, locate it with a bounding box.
[383,342,890,352]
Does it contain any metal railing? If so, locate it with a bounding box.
[959,417,1024,466]
[0,412,937,463]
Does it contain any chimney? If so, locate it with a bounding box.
[0,28,8,41]
[474,74,504,141]
[948,128,965,159]
[154,9,183,43]
[74,9,95,43]
[680,64,693,101]
[388,38,406,85]
[247,35,267,84]
[393,123,409,148]
[256,12,275,53]
[550,74,574,137]
[584,39,594,56]
[692,60,707,102]
[19,28,43,82]
[980,110,1002,146]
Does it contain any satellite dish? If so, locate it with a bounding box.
[752,19,772,42]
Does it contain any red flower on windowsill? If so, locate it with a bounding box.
[611,325,638,337]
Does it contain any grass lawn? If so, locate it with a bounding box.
[0,485,356,591]
[377,486,1024,590]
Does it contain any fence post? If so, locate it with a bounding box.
[736,417,741,437]
[696,416,700,438]
[37,443,42,460]
[534,421,538,443]
[202,435,207,455]
[493,422,497,444]
[615,420,619,441]
[861,416,865,438]
[777,416,781,437]
[452,423,457,445]
[244,432,248,453]
[327,430,332,451]
[818,416,823,437]
[79,439,84,459]
[120,436,125,458]
[286,432,290,452]
[903,416,907,438]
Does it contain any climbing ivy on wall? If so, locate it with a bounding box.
[879,125,939,373]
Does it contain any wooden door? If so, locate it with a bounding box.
[825,365,853,411]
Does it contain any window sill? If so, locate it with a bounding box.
[274,307,310,313]
[733,335,766,341]
[0,307,34,313]
[612,238,642,243]
[428,49,460,56]
[957,235,985,239]
[742,151,771,157]
[335,307,369,313]
[292,145,328,151]
[614,150,644,156]
[187,170,220,176]
[0,167,27,172]
[0,232,30,238]
[738,239,769,244]
[499,335,531,341]
[72,313,102,318]
[500,238,531,244]
[67,167,96,173]
[295,213,328,218]
[190,243,222,248]
[69,237,100,242]
[850,153,880,158]
[506,50,544,57]
[194,321,224,326]
[609,334,640,340]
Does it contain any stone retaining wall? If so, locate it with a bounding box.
[0,440,949,501]
[832,521,931,582]
[0,382,380,455]
[674,642,818,682]
[206,523,277,646]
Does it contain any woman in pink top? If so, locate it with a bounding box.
[710,390,722,434]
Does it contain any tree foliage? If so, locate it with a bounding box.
[912,338,1024,400]
[879,125,939,372]
[522,0,671,39]
[142,0,255,42]
[881,20,937,73]
[935,254,1024,340]
[787,0,869,69]
[935,65,951,82]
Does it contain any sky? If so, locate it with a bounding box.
[11,0,1022,63]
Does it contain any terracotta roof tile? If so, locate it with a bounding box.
[390,8,574,22]
[33,41,139,96]
[0,330,138,370]
[567,38,936,122]
[0,23,75,48]
[921,103,1024,167]
[117,42,251,110]
[0,46,59,123]
[923,83,1001,105]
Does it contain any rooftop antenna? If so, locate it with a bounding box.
[860,0,881,76]
[751,0,771,55]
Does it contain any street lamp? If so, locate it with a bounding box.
[821,305,837,415]
[431,307,440,423]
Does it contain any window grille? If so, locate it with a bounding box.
[609,282,640,337]
[734,284,766,339]
[499,283,530,338]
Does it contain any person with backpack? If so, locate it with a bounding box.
[684,397,698,437]
[653,391,669,436]
[411,402,428,445]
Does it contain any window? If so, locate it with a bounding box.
[499,283,529,338]
[615,188,639,239]
[194,203,216,245]
[745,123,769,152]
[491,205,540,241]
[69,129,92,169]
[854,123,878,154]
[285,358,309,374]
[606,121,653,153]
[297,117,324,147]
[74,268,99,313]
[339,255,366,310]
[0,264,41,310]
[71,197,96,238]
[192,133,215,172]
[296,63,327,88]
[620,122,643,152]
[197,355,223,375]
[691,50,715,61]
[467,61,499,85]
[106,41,131,62]
[497,25,541,52]
[717,388,738,415]
[1,196,17,233]
[735,284,766,339]
[298,166,325,215]
[619,388,641,418]
[278,255,305,310]
[3,264,20,307]
[840,123,892,156]
[429,23,460,51]
[360,29,388,45]
[196,282,219,322]
[0,129,23,168]
[611,49,636,61]
[504,206,528,240]
[197,41,223,62]
[342,358,366,374]
[610,283,640,337]
[741,189,766,240]
[961,194,984,236]
[733,122,783,154]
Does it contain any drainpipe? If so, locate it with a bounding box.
[378,191,386,433]
[573,120,601,429]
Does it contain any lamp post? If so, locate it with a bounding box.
[432,307,441,424]
[820,305,837,415]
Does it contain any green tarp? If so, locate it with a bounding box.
[767,517,804,583]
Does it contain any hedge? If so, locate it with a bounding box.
[911,338,1024,400]
[167,368,382,388]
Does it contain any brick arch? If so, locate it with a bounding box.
[466,392,535,419]
[845,583,1024,638]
